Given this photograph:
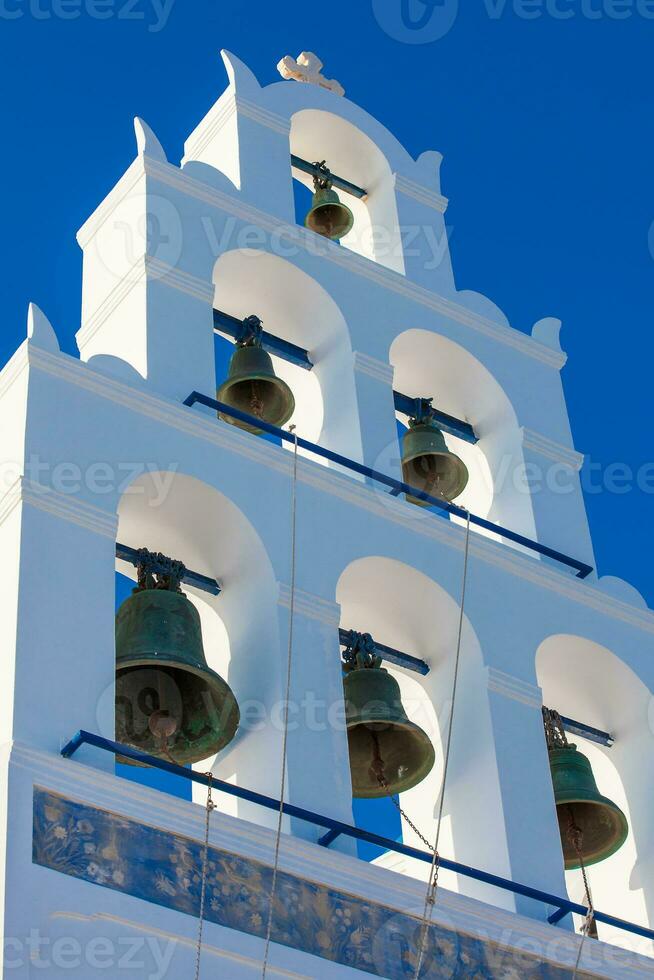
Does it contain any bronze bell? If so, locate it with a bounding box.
[343,633,435,799]
[305,162,354,241]
[402,412,469,506]
[116,551,239,766]
[217,341,295,435]
[543,709,628,870]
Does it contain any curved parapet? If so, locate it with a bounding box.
[532,316,566,362]
[27,302,59,353]
[220,48,263,99]
[455,290,511,329]
[596,575,649,611]
[133,117,167,162]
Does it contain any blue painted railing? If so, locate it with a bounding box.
[61,731,654,944]
[183,391,593,580]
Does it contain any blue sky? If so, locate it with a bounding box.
[2,1,652,843]
[2,1,651,602]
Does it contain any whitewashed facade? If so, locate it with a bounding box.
[0,49,652,978]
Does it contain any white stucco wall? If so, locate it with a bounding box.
[0,48,651,978]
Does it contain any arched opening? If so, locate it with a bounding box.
[536,635,654,958]
[290,109,405,273]
[390,329,536,545]
[212,249,363,467]
[336,557,512,908]
[113,470,283,829]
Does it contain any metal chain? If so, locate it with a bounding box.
[370,733,435,852]
[567,807,596,980]
[194,773,216,980]
[413,510,471,979]
[261,426,299,979]
[384,789,434,854]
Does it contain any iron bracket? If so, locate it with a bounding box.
[290,155,367,199]
[339,628,429,676]
[115,543,221,596]
[393,390,478,445]
[214,309,314,371]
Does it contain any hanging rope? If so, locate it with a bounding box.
[413,509,472,979]
[568,807,596,980]
[193,773,216,980]
[261,426,299,979]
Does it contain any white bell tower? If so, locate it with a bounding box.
[0,48,653,979]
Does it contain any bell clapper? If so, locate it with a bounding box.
[148,709,180,764]
[249,382,265,419]
[368,729,386,787]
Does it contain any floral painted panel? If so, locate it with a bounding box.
[33,788,595,979]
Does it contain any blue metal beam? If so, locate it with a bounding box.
[317,828,342,848]
[548,906,572,926]
[213,309,314,371]
[115,543,221,596]
[561,715,614,748]
[290,155,367,199]
[183,391,593,580]
[60,731,654,944]
[338,628,429,676]
[393,391,478,445]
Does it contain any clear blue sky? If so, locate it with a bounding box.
[2,1,652,840]
[2,1,651,601]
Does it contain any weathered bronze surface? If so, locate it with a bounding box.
[401,417,469,505]
[305,185,354,241]
[344,666,435,799]
[549,744,628,870]
[116,587,239,766]
[217,344,295,435]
